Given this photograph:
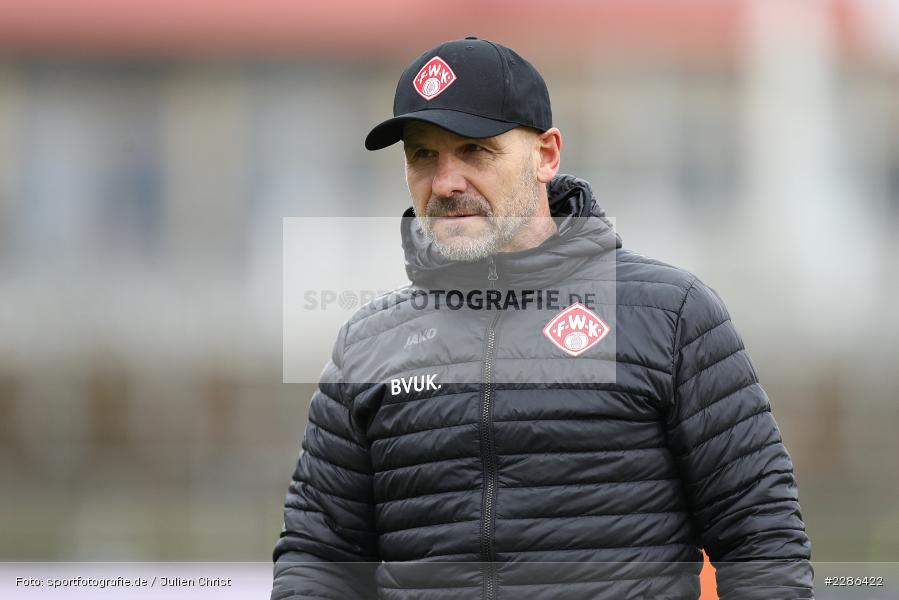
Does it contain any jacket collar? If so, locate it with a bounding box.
[401,174,622,289]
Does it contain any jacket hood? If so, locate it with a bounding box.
[400,174,622,289]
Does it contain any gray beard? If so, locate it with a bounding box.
[417,170,541,262]
[422,215,527,261]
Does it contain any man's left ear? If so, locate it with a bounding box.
[535,127,562,184]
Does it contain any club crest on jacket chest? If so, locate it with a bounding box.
[542,302,610,357]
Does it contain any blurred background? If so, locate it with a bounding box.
[1,0,898,576]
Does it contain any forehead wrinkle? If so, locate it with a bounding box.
[404,133,504,152]
[402,122,505,149]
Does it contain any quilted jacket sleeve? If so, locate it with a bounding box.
[665,277,814,600]
[271,324,379,600]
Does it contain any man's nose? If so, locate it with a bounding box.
[431,154,467,198]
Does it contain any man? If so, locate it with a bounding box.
[271,37,814,599]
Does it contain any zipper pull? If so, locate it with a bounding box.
[487,256,499,290]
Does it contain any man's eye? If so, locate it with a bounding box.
[411,149,436,160]
[462,143,484,153]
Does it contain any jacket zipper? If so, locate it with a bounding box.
[480,256,500,600]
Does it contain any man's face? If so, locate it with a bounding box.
[402,122,544,261]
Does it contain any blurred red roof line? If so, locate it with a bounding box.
[3,0,885,64]
[0,0,745,58]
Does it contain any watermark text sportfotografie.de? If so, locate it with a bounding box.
[303,288,601,311]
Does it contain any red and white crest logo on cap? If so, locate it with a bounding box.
[543,303,610,357]
[413,56,457,101]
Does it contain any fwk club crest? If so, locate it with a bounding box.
[413,56,457,100]
[542,302,610,357]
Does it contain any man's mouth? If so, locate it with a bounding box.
[436,211,485,219]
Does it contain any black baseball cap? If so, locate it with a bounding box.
[364,36,552,151]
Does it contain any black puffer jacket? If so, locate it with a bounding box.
[271,174,814,600]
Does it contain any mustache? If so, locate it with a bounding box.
[425,195,492,218]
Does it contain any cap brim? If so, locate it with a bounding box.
[364,109,519,151]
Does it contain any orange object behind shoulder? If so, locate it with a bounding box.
[700,549,718,599]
